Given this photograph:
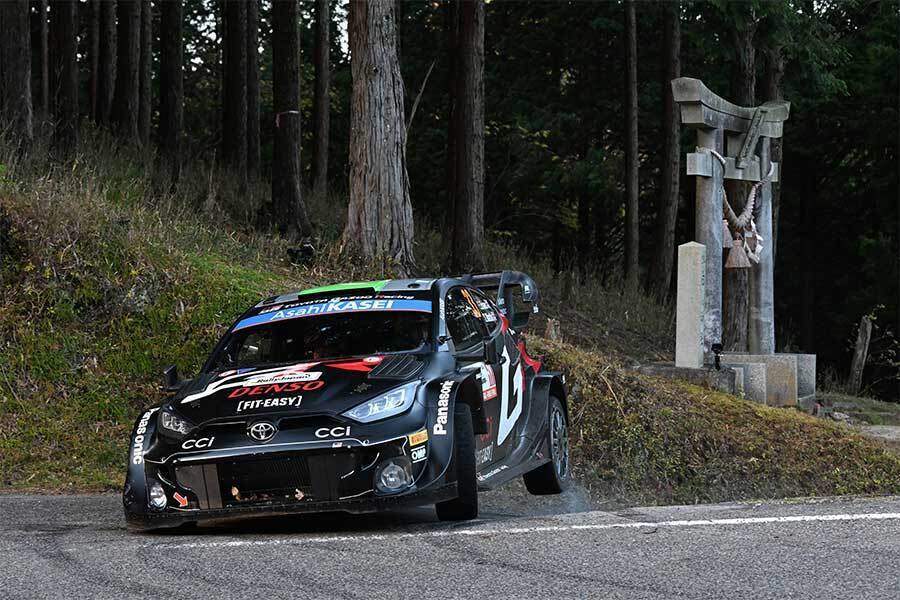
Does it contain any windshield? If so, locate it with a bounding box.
[210,309,432,371]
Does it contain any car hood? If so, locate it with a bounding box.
[173,355,424,424]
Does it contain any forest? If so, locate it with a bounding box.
[0,0,897,400]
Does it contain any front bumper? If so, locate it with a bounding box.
[125,434,452,531]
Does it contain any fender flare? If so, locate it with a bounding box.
[123,407,160,515]
[530,371,568,421]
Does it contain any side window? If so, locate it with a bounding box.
[445,288,488,351]
[471,289,501,333]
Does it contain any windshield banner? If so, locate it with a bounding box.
[234,298,432,331]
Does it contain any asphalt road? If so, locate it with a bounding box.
[1,485,898,599]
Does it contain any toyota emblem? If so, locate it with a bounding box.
[248,421,277,442]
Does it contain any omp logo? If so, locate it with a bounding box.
[433,380,454,435]
[411,446,427,462]
[182,437,215,450]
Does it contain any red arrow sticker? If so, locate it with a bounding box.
[173,492,188,508]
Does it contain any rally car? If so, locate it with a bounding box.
[123,271,570,530]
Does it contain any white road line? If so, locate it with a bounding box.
[154,512,900,550]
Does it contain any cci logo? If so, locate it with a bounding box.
[181,437,215,450]
[248,421,277,442]
[315,426,350,439]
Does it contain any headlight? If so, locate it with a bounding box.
[159,409,194,437]
[342,382,418,423]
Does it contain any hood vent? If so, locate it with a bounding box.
[368,354,423,380]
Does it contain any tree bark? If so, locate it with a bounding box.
[88,0,100,123]
[222,0,247,184]
[449,0,485,273]
[623,0,639,289]
[96,0,116,126]
[648,1,680,297]
[246,0,260,177]
[0,0,34,146]
[344,0,415,273]
[849,316,872,395]
[159,0,183,183]
[722,16,757,352]
[761,33,785,261]
[138,0,152,145]
[50,0,78,151]
[271,0,313,238]
[38,0,49,119]
[311,0,331,198]
[112,0,140,141]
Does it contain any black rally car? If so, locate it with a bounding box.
[123,271,570,530]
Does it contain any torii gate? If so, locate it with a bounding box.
[672,77,790,360]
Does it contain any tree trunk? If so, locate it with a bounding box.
[50,0,78,151]
[344,0,415,273]
[112,0,140,141]
[96,0,116,126]
[271,0,312,238]
[623,0,639,289]
[761,34,785,261]
[246,0,260,177]
[648,1,680,297]
[138,0,152,145]
[159,0,183,183]
[722,17,757,352]
[222,0,247,184]
[88,0,100,123]
[449,0,485,273]
[311,0,331,198]
[0,0,34,146]
[38,0,49,120]
[848,316,873,395]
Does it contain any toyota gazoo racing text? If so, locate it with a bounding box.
[123,271,570,530]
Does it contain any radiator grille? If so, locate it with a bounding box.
[217,455,313,505]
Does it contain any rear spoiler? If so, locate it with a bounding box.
[457,271,540,320]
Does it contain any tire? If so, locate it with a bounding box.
[435,402,479,521]
[523,396,570,495]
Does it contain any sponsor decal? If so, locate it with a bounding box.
[328,356,384,372]
[233,298,432,331]
[498,346,524,446]
[478,364,498,401]
[248,421,277,442]
[242,370,321,385]
[236,395,302,413]
[477,464,508,482]
[460,288,482,318]
[475,443,494,466]
[131,409,156,465]
[433,380,454,436]
[173,492,189,508]
[315,426,351,439]
[411,446,427,463]
[353,382,372,394]
[228,380,324,398]
[408,430,429,446]
[182,436,215,450]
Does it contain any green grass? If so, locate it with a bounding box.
[2,131,899,503]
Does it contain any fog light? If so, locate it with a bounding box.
[375,458,413,494]
[148,481,167,510]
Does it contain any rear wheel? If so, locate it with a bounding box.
[436,402,478,521]
[523,396,570,495]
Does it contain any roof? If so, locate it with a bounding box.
[254,278,438,308]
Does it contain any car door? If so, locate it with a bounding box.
[446,287,524,468]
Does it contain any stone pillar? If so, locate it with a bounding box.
[749,138,775,353]
[694,128,723,361]
[676,242,707,368]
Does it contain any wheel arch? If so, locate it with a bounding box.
[454,372,488,435]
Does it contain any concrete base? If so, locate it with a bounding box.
[797,354,817,399]
[635,362,741,395]
[728,362,767,404]
[721,353,801,407]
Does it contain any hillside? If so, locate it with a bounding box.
[1,137,899,502]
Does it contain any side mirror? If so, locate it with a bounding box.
[162,365,183,393]
[483,339,498,364]
[510,311,531,329]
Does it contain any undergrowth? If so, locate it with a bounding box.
[1,130,898,502]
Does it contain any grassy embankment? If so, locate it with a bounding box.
[1,133,899,503]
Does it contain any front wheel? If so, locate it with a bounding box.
[523,396,570,495]
[435,402,478,521]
